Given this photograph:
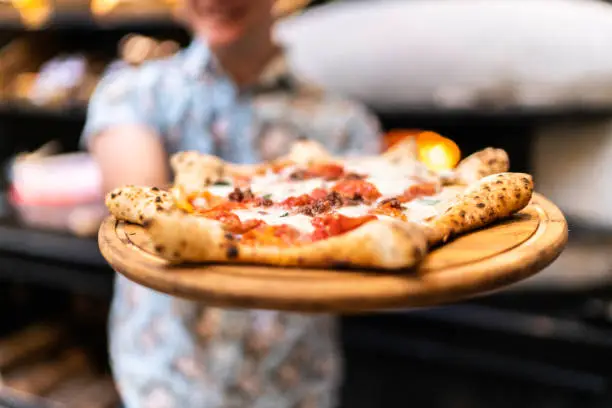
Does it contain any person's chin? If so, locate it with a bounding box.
[203,24,247,49]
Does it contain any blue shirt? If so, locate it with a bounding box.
[82,39,381,408]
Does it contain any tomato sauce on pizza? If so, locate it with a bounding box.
[175,158,449,247]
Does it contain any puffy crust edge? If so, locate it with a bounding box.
[425,172,534,246]
[145,213,428,270]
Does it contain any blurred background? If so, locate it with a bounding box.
[1,0,612,407]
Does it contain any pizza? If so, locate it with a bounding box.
[105,137,533,270]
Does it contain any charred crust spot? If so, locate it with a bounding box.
[154,244,165,253]
[332,261,351,269]
[139,214,144,221]
[155,196,163,203]
[156,205,164,212]
[483,185,491,191]
[173,251,181,258]
[459,210,466,218]
[497,194,505,201]
[142,219,152,228]
[226,246,239,259]
[110,193,117,199]
[224,233,235,241]
[495,180,504,185]
[151,187,160,192]
[476,202,486,209]
[412,245,422,260]
[515,192,522,199]
[480,215,487,223]
[179,239,188,248]
[473,195,480,200]
[521,177,531,185]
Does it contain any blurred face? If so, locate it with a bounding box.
[187,0,275,48]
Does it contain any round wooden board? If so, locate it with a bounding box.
[98,193,568,313]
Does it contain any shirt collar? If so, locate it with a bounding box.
[181,38,297,92]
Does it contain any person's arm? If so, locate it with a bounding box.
[81,69,170,193]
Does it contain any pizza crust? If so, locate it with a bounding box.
[105,186,175,226]
[453,147,510,185]
[145,211,428,270]
[104,140,532,270]
[284,139,336,166]
[171,151,226,194]
[424,172,533,246]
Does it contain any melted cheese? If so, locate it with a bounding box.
[367,177,418,199]
[402,188,463,223]
[233,208,315,233]
[337,205,370,218]
[250,179,327,202]
[205,185,235,197]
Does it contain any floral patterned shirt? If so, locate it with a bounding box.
[82,39,381,408]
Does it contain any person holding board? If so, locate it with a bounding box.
[82,0,381,406]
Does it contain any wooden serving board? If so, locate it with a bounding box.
[98,193,568,313]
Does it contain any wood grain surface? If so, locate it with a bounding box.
[98,193,568,313]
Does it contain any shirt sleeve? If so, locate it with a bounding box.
[80,66,161,151]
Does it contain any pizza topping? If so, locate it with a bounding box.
[379,198,403,209]
[310,188,328,200]
[311,213,377,241]
[282,194,315,208]
[241,224,305,247]
[200,210,242,231]
[186,191,226,210]
[308,163,345,181]
[398,183,438,203]
[228,187,255,203]
[200,209,265,234]
[293,191,344,217]
[332,179,382,202]
[252,196,274,207]
[289,169,308,181]
[344,172,366,180]
[371,199,407,221]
